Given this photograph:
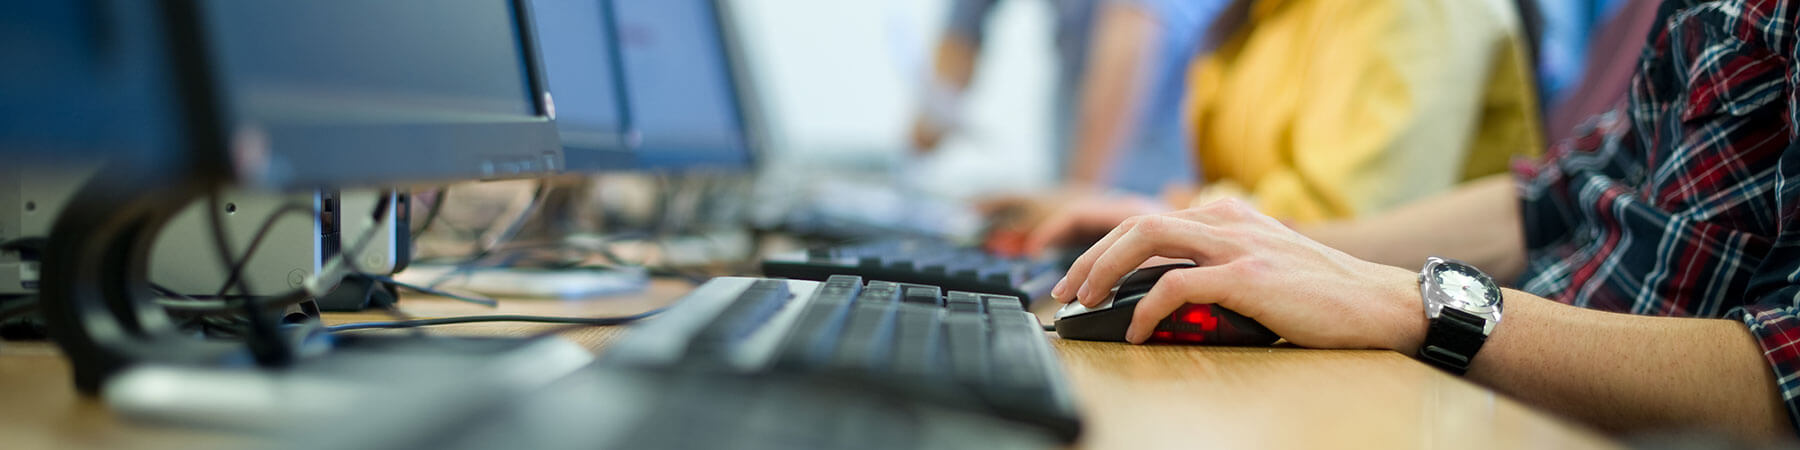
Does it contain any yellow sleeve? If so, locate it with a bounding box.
[1247,0,1534,223]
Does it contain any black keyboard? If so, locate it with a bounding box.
[117,276,1078,449]
[127,334,1059,449]
[604,275,1083,443]
[760,239,1066,303]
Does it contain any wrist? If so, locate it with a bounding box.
[1370,263,1429,354]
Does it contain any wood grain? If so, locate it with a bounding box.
[0,279,1616,449]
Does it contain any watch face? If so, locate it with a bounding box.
[1434,263,1498,309]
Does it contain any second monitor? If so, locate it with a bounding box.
[613,0,760,171]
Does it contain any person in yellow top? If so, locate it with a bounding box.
[1005,0,1543,253]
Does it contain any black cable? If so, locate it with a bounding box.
[151,283,311,314]
[411,187,449,241]
[325,308,664,333]
[208,200,316,299]
[425,181,553,289]
[365,274,498,307]
[0,297,39,322]
[0,236,45,252]
[205,192,292,365]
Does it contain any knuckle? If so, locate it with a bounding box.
[1134,215,1169,234]
[1219,198,1253,217]
[1157,269,1199,292]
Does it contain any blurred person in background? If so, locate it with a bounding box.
[910,0,1230,199]
[1527,0,1626,111]
[1013,0,1545,254]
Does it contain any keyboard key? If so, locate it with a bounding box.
[943,313,990,386]
[947,291,984,314]
[902,285,943,306]
[832,302,899,370]
[888,304,944,377]
[987,310,1052,406]
[686,280,792,360]
[859,281,902,304]
[983,294,1024,312]
[771,276,863,369]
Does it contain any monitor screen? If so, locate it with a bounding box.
[0,1,193,174]
[531,0,636,171]
[613,0,755,170]
[201,0,564,189]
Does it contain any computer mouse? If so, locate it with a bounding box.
[1053,263,1279,345]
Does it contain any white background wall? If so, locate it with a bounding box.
[730,0,1058,198]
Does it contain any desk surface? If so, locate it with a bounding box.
[0,279,1616,449]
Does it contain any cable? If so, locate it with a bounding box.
[474,181,552,258]
[425,181,553,289]
[0,237,45,253]
[411,187,449,241]
[364,274,498,307]
[150,283,311,314]
[210,202,317,299]
[325,309,664,333]
[206,192,298,364]
[0,297,39,322]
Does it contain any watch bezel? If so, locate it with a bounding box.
[1420,257,1502,334]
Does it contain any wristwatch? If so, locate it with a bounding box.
[1416,257,1502,375]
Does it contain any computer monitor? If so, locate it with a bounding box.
[612,0,759,170]
[530,0,637,172]
[0,0,578,392]
[0,1,202,176]
[198,0,564,189]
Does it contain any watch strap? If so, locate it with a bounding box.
[1418,308,1487,375]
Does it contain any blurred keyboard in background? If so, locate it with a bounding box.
[761,239,1067,303]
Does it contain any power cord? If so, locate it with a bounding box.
[410,187,449,242]
[365,274,497,307]
[425,181,552,289]
[211,202,317,299]
[325,308,663,333]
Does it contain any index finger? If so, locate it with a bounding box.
[1050,214,1137,303]
[1072,216,1229,308]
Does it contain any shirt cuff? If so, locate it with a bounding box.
[1733,303,1800,431]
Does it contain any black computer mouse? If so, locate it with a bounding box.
[1053,263,1279,345]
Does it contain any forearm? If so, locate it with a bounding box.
[1460,291,1790,437]
[931,36,979,92]
[1302,174,1527,282]
[1064,4,1158,187]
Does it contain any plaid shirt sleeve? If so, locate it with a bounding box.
[1510,0,1800,430]
[1732,143,1800,428]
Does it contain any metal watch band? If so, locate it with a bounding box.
[1418,308,1487,375]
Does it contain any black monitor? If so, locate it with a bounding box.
[0,1,205,176]
[612,0,759,171]
[0,0,577,393]
[198,0,564,189]
[530,0,637,172]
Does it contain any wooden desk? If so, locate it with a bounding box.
[0,279,1615,449]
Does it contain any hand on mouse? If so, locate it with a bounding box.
[1050,198,1427,352]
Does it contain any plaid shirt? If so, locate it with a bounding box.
[1513,0,1800,428]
